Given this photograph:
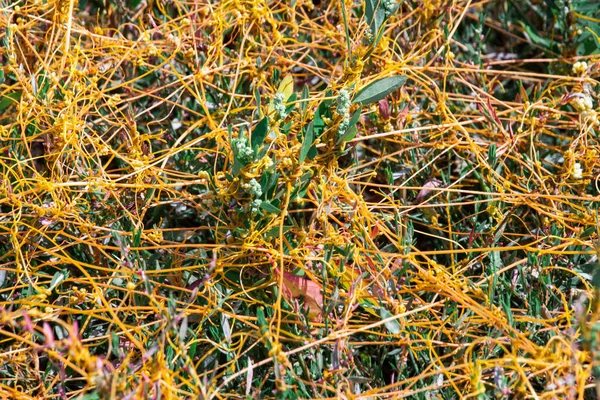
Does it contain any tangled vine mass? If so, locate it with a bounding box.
[1,0,600,398]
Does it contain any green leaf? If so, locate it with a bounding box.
[489,251,501,271]
[254,87,262,117]
[340,0,352,53]
[256,307,268,335]
[352,76,407,105]
[251,117,269,151]
[365,0,385,36]
[80,395,101,400]
[285,92,298,114]
[0,91,22,113]
[379,307,401,334]
[260,201,281,214]
[336,126,357,145]
[232,155,243,176]
[593,268,600,289]
[313,90,333,137]
[36,75,51,100]
[307,144,317,160]
[49,269,70,292]
[188,337,197,359]
[519,21,553,49]
[545,0,558,12]
[577,262,600,275]
[501,294,513,327]
[300,84,309,115]
[347,107,362,129]
[299,121,314,164]
[488,144,497,168]
[111,332,122,358]
[261,170,279,198]
[127,0,143,9]
[367,23,387,57]
[266,225,293,238]
[133,227,142,247]
[336,107,362,145]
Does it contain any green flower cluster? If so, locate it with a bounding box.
[337,88,351,136]
[383,0,397,18]
[242,178,263,213]
[232,135,254,163]
[273,93,288,120]
[243,178,262,197]
[251,199,262,213]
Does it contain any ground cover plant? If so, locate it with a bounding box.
[1,0,600,398]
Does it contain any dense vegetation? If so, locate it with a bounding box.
[1,0,600,398]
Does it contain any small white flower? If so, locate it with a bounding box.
[171,118,182,130]
[571,94,593,112]
[572,61,588,76]
[572,162,583,180]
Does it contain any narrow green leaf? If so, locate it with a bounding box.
[489,251,501,271]
[336,107,362,145]
[49,269,69,292]
[111,332,122,357]
[501,295,513,327]
[133,227,142,247]
[266,225,293,238]
[260,201,281,214]
[488,144,497,168]
[299,121,314,164]
[593,268,600,289]
[285,92,298,114]
[379,307,401,334]
[307,145,317,160]
[81,395,101,400]
[336,126,357,145]
[347,107,362,129]
[546,0,558,12]
[188,338,197,358]
[251,117,269,150]
[367,23,387,56]
[256,307,268,335]
[300,84,309,115]
[313,90,333,137]
[232,155,243,176]
[519,22,552,49]
[352,76,407,105]
[340,0,352,54]
[0,91,22,113]
[365,0,385,35]
[36,76,51,100]
[364,0,374,29]
[127,0,143,9]
[254,87,262,117]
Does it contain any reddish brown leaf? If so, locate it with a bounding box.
[276,268,323,319]
[413,178,443,205]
